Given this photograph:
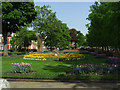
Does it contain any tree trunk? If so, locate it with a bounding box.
[37,35,41,52]
[3,33,8,56]
[106,46,109,52]
[37,40,40,52]
[105,46,107,51]
[75,41,77,49]
[50,46,52,51]
[102,46,104,51]
[15,45,17,52]
[115,46,119,54]
[41,39,43,52]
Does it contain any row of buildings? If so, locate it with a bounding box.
[0,29,77,51]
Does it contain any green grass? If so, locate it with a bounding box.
[2,54,119,80]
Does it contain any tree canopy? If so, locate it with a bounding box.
[76,31,85,47]
[31,5,71,51]
[10,27,37,52]
[86,2,120,53]
[2,2,37,55]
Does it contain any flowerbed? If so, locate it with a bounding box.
[79,51,89,54]
[106,57,120,64]
[11,62,32,73]
[23,53,85,61]
[90,52,97,55]
[96,53,106,58]
[72,64,120,75]
[62,49,79,52]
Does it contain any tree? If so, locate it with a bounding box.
[76,31,85,47]
[31,5,55,52]
[86,1,120,53]
[2,2,37,55]
[32,5,71,51]
[10,27,37,52]
[45,20,71,51]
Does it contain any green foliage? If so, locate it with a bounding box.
[76,31,85,47]
[2,2,37,55]
[2,2,37,33]
[45,20,71,49]
[10,27,37,51]
[86,2,120,51]
[32,5,71,51]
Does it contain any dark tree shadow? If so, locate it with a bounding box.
[43,64,72,73]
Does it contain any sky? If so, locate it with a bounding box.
[33,2,95,35]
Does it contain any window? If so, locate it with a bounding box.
[9,45,11,49]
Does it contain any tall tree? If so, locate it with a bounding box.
[2,2,37,55]
[31,5,56,52]
[86,1,120,53]
[32,5,71,51]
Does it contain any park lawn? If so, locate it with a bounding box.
[2,54,119,80]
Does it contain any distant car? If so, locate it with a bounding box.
[29,49,37,53]
[84,46,91,50]
[80,46,90,50]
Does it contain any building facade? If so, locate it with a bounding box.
[0,34,47,51]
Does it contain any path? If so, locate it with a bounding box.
[7,80,120,89]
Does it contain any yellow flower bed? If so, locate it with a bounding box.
[23,53,85,61]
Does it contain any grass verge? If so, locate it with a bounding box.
[2,53,119,80]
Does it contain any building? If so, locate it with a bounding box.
[0,34,12,50]
[0,34,4,50]
[0,33,47,51]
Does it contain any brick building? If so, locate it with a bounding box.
[0,33,47,51]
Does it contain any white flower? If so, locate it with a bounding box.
[55,54,58,56]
